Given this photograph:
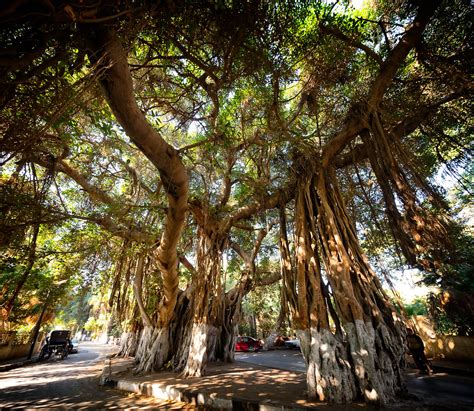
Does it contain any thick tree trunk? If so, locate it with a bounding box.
[182,226,224,377]
[87,30,190,378]
[134,326,172,374]
[299,328,356,403]
[182,323,216,377]
[88,27,188,343]
[314,168,405,404]
[282,171,405,405]
[117,331,138,357]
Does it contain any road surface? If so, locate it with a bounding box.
[236,350,474,409]
[0,342,198,409]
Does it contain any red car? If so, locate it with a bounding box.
[235,336,262,352]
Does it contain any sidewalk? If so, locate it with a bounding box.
[99,357,363,410]
[431,359,474,378]
[99,356,474,411]
[0,354,38,372]
[2,352,473,410]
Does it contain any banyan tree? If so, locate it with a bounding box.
[1,0,472,405]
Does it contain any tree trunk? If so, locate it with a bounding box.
[315,168,405,404]
[220,277,251,361]
[282,170,405,405]
[299,328,356,403]
[117,331,138,357]
[87,26,188,346]
[263,285,288,351]
[134,326,172,374]
[88,29,190,376]
[182,226,224,377]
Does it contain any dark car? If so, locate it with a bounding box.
[235,336,262,352]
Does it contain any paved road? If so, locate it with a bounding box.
[236,350,474,409]
[0,342,198,409]
[236,349,306,372]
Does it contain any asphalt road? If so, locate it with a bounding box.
[0,342,199,409]
[236,350,474,409]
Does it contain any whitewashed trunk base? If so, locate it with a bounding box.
[299,328,356,403]
[117,332,138,357]
[134,326,171,374]
[182,323,212,377]
[345,320,404,405]
[262,331,279,351]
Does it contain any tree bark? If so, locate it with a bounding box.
[282,170,406,404]
[87,28,188,333]
[182,226,224,377]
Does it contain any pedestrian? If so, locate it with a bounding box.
[406,327,433,375]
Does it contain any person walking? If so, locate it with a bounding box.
[406,327,433,375]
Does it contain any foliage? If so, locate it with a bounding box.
[404,298,428,317]
[0,0,471,360]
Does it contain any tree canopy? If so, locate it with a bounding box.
[0,0,472,405]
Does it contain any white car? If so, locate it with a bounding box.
[68,338,79,353]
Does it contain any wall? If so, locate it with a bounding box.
[0,333,43,361]
[412,315,474,361]
[424,336,474,361]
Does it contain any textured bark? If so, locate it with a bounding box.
[88,28,188,332]
[117,332,138,357]
[314,168,405,404]
[182,226,224,377]
[133,326,171,373]
[182,323,214,377]
[282,169,406,404]
[300,328,356,403]
[220,278,250,361]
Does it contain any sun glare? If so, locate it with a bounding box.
[351,0,365,9]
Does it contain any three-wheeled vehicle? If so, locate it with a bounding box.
[38,330,70,361]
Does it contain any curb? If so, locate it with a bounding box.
[0,358,35,372]
[101,376,313,410]
[98,360,313,410]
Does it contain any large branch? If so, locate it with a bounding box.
[367,1,441,109]
[321,0,441,166]
[32,155,157,243]
[334,90,467,168]
[35,156,117,206]
[320,25,383,65]
[225,184,294,232]
[87,28,189,324]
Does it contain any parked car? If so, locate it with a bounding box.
[68,338,79,353]
[235,336,263,352]
[284,339,301,350]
